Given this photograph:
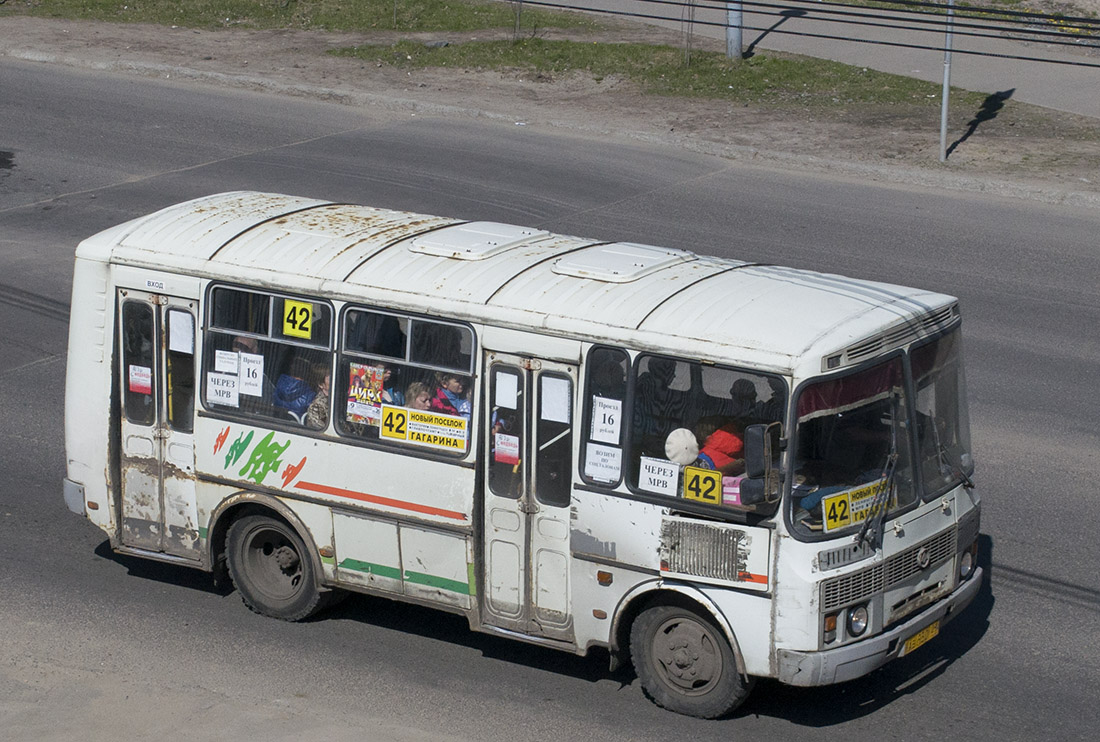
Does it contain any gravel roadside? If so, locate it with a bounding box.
[2,14,1099,206]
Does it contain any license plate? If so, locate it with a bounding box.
[900,620,940,656]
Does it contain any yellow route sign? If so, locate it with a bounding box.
[282,299,313,339]
[683,466,722,505]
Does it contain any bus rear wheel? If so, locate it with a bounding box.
[227,514,324,621]
[630,604,753,719]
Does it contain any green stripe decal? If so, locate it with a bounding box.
[198,526,209,539]
[338,558,401,580]
[337,560,473,595]
[404,570,472,595]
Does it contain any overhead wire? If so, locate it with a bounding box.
[513,0,1100,67]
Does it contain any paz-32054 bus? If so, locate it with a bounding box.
[64,192,981,718]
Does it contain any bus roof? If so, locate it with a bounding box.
[78,191,958,375]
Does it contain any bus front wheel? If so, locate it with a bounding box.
[630,604,753,719]
[227,514,324,621]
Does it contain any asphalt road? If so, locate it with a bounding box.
[2,59,1099,741]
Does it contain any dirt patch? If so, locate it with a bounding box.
[2,14,1099,205]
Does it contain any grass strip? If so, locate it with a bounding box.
[0,0,595,32]
[334,37,991,107]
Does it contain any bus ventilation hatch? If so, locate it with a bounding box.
[827,304,959,371]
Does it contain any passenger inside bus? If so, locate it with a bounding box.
[404,381,433,411]
[272,356,318,424]
[432,372,471,417]
[305,372,331,430]
[632,357,688,458]
[664,421,745,477]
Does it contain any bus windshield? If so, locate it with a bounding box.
[912,329,973,498]
[790,356,916,537]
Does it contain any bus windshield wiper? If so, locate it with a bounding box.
[856,398,899,547]
[937,442,975,490]
[856,451,897,547]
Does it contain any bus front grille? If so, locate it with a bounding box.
[820,526,958,612]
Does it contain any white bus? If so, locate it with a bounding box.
[64,191,981,718]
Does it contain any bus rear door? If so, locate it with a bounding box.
[116,289,199,559]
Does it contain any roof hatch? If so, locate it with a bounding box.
[551,242,695,283]
[408,221,549,260]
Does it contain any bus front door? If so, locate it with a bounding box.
[482,353,576,641]
[116,290,200,559]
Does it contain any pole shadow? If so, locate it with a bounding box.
[946,89,1015,158]
[743,9,808,60]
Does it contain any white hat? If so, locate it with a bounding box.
[665,428,699,466]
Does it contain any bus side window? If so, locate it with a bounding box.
[203,287,333,427]
[337,308,475,454]
[166,308,195,433]
[122,301,156,426]
[489,365,524,498]
[580,346,629,486]
[536,373,573,507]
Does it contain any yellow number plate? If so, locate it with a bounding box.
[683,466,722,505]
[900,620,940,656]
[822,479,888,533]
[282,299,313,339]
[380,405,408,441]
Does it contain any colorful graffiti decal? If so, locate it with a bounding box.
[224,430,253,469]
[238,431,290,484]
[213,425,231,455]
[281,456,307,488]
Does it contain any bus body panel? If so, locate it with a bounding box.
[62,193,982,715]
[64,256,115,530]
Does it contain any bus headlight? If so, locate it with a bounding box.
[847,604,869,637]
[959,540,978,580]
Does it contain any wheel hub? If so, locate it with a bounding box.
[655,619,721,693]
[274,544,299,571]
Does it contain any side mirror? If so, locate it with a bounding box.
[744,423,772,478]
[742,423,781,504]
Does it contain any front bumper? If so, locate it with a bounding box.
[777,566,983,686]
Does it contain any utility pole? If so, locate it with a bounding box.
[939,0,956,162]
[727,3,744,61]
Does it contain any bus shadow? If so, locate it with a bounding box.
[730,533,995,725]
[95,534,994,712]
[325,592,628,685]
[94,539,235,594]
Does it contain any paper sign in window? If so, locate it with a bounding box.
[540,376,571,423]
[494,433,520,465]
[168,311,194,354]
[494,371,518,410]
[239,353,264,397]
[347,362,384,424]
[128,365,152,395]
[584,442,622,483]
[214,350,239,374]
[206,372,239,407]
[638,456,679,497]
[590,396,621,444]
